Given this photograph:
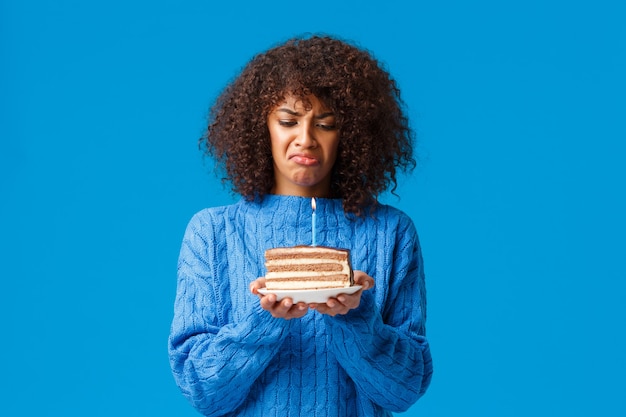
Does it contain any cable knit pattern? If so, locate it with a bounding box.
[169,195,432,416]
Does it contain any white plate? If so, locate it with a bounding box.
[257,285,362,304]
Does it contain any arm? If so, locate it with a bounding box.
[323,221,433,412]
[168,212,291,416]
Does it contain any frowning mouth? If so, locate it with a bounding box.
[289,153,320,166]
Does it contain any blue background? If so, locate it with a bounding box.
[1,0,625,415]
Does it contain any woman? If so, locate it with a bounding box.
[169,35,433,416]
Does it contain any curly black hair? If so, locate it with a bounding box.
[202,35,416,216]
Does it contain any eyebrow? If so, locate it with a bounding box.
[276,108,335,119]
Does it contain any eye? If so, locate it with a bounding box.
[316,123,337,131]
[278,120,298,127]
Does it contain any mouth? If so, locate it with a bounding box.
[289,153,320,166]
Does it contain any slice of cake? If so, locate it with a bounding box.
[264,246,354,291]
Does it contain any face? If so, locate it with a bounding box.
[267,94,340,197]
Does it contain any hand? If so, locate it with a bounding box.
[250,277,309,320]
[309,271,374,317]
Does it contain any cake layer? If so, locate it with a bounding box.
[265,246,348,258]
[266,252,347,261]
[265,280,349,290]
[265,257,346,266]
[266,274,349,282]
[267,263,344,273]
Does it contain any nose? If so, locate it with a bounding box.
[294,122,317,148]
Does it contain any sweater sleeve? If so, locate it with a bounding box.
[323,217,433,412]
[168,211,291,416]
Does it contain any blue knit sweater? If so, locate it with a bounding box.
[169,195,432,416]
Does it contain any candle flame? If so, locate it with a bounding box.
[311,197,316,211]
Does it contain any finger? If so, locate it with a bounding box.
[335,295,350,307]
[274,298,309,319]
[259,293,277,309]
[289,303,309,318]
[317,299,346,316]
[271,297,293,316]
[250,277,267,294]
[352,271,374,290]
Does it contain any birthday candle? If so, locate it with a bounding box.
[311,197,317,246]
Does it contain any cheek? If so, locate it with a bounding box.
[269,124,291,143]
[326,139,340,165]
[268,128,284,156]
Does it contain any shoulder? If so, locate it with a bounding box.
[186,206,226,231]
[183,202,238,236]
[183,199,265,237]
[187,199,250,225]
[362,204,422,256]
[368,203,417,234]
[374,203,413,221]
